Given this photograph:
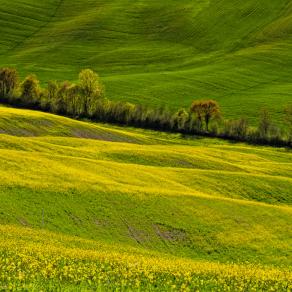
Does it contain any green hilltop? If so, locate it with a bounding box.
[0,0,292,123]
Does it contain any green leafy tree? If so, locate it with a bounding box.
[172,108,189,130]
[56,82,71,114]
[0,67,18,98]
[78,69,104,115]
[47,81,59,101]
[20,74,40,103]
[64,83,80,116]
[41,80,58,110]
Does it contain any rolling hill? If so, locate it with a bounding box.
[0,0,292,124]
[0,1,292,289]
[0,106,291,289]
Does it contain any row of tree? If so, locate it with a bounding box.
[0,68,105,116]
[0,67,291,147]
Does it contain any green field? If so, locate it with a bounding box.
[0,0,292,123]
[0,2,292,288]
[0,106,291,290]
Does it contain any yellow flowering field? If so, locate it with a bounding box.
[0,107,291,291]
[0,225,291,291]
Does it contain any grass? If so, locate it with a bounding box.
[1,225,291,291]
[0,106,291,289]
[0,0,292,124]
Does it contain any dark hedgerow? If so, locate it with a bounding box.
[0,68,291,148]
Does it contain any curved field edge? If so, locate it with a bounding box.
[0,106,148,143]
[0,107,291,206]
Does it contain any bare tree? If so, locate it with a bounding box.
[258,108,271,139]
[284,105,292,142]
[190,100,220,131]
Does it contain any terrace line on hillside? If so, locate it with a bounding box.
[0,0,291,123]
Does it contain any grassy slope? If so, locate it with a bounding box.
[0,106,291,268]
[0,0,292,124]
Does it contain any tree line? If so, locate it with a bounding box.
[0,67,291,147]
